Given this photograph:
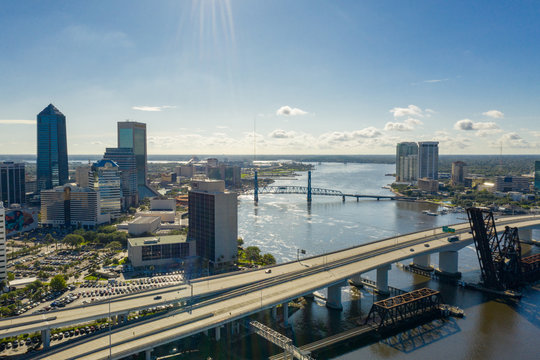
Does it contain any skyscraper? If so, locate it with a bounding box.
[117,121,147,188]
[103,147,138,208]
[89,159,122,219]
[395,142,418,182]
[0,202,6,283]
[534,160,540,191]
[188,180,237,268]
[0,162,26,206]
[417,141,439,180]
[37,104,68,191]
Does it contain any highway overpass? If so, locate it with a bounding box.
[3,214,539,360]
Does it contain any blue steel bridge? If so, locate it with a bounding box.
[249,170,403,202]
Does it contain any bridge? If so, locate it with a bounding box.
[251,170,401,202]
[2,214,539,359]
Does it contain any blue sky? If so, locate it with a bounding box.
[1,0,539,155]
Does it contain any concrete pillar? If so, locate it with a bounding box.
[204,329,208,336]
[215,326,221,341]
[282,302,290,327]
[41,329,50,348]
[145,349,152,360]
[518,228,533,241]
[412,254,433,271]
[437,251,461,278]
[326,283,343,310]
[376,264,391,295]
[271,306,277,320]
[349,273,363,287]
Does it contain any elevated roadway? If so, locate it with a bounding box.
[4,214,540,359]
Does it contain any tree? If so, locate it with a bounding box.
[262,253,276,265]
[49,275,67,292]
[237,238,244,247]
[44,234,54,252]
[245,246,261,264]
[64,234,84,249]
[7,272,15,281]
[106,241,122,252]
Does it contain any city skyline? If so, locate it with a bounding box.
[1,1,539,155]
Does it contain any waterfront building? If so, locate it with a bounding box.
[417,141,439,180]
[103,147,138,208]
[127,235,194,268]
[188,180,237,267]
[40,185,110,228]
[37,104,68,191]
[534,160,540,191]
[417,178,439,193]
[395,142,418,182]
[0,162,25,206]
[451,161,466,186]
[89,159,122,219]
[0,202,6,283]
[495,176,529,193]
[75,164,91,188]
[208,164,242,187]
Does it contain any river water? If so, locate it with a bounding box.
[152,163,540,360]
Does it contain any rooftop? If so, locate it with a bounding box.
[131,216,160,224]
[38,104,64,117]
[128,234,188,247]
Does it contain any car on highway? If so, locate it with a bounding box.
[154,296,162,300]
[448,235,459,242]
[265,269,272,273]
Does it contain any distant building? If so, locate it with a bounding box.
[104,147,138,208]
[0,161,26,206]
[0,202,6,283]
[176,165,194,178]
[37,104,68,191]
[207,158,219,167]
[417,142,439,180]
[127,235,195,268]
[188,180,237,267]
[208,164,242,187]
[417,178,439,193]
[89,159,122,219]
[495,176,529,193]
[40,185,110,228]
[395,142,418,182]
[160,172,177,183]
[534,160,540,191]
[150,198,176,211]
[451,161,466,186]
[75,164,91,188]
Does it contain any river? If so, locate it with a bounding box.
[152,162,540,360]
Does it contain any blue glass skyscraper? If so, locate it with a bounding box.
[37,104,68,191]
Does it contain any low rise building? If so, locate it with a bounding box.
[417,178,439,193]
[495,176,529,193]
[150,198,176,211]
[127,235,195,268]
[128,216,161,236]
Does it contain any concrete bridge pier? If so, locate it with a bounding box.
[376,264,391,295]
[326,282,345,310]
[215,326,221,341]
[411,254,433,271]
[342,195,346,202]
[436,251,461,278]
[349,273,363,287]
[41,329,50,348]
[282,302,291,327]
[145,348,153,360]
[271,305,277,320]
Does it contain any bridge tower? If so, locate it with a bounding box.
[307,170,312,203]
[254,170,259,203]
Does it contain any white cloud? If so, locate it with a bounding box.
[497,132,530,148]
[389,105,424,118]
[0,120,36,125]
[132,105,176,112]
[276,106,308,116]
[482,110,504,119]
[423,79,448,83]
[269,129,296,139]
[384,118,423,132]
[454,119,499,131]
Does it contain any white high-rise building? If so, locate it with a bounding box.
[396,142,418,182]
[418,141,439,180]
[0,202,7,284]
[89,159,122,219]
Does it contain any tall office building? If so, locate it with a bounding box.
[395,142,418,182]
[37,104,68,191]
[188,180,237,267]
[103,147,138,208]
[451,161,466,186]
[535,161,540,191]
[75,164,91,188]
[0,162,26,206]
[117,121,147,186]
[89,159,122,219]
[0,202,6,283]
[418,141,439,180]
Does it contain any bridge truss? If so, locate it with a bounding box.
[249,321,314,360]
